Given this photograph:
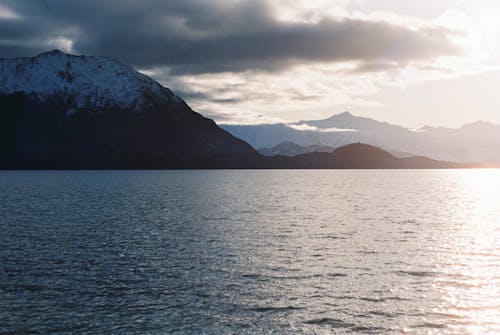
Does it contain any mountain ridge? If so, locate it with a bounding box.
[0,50,260,169]
[0,50,481,169]
[221,112,500,164]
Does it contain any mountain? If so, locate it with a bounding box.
[295,111,405,133]
[0,50,479,169]
[0,50,259,169]
[258,142,333,156]
[221,112,500,164]
[257,140,413,158]
[277,143,462,169]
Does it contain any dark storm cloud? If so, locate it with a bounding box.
[0,0,461,74]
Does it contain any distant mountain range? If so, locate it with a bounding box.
[257,141,413,158]
[258,142,334,157]
[0,50,478,169]
[222,112,500,164]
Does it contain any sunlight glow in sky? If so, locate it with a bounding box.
[1,0,500,127]
[152,0,500,127]
[185,1,500,128]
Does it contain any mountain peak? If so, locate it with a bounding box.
[462,120,495,128]
[325,111,354,120]
[294,110,390,131]
[0,49,178,113]
[34,49,75,61]
[38,49,67,56]
[337,111,353,117]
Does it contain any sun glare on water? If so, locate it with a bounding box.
[431,169,500,334]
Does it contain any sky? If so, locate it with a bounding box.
[1,0,500,128]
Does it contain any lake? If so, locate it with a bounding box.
[1,170,500,334]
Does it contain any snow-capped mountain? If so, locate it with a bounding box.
[0,50,258,169]
[0,49,178,114]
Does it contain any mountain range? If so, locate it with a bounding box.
[0,50,476,169]
[222,112,500,164]
[257,142,334,157]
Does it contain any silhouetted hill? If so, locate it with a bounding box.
[267,143,462,169]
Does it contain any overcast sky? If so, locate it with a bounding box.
[1,0,500,127]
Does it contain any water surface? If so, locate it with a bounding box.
[1,170,500,334]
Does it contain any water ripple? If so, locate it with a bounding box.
[1,170,500,334]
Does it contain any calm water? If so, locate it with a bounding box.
[1,170,500,334]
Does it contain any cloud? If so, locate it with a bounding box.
[287,124,358,132]
[149,63,387,124]
[0,0,460,74]
[0,3,17,19]
[0,0,493,125]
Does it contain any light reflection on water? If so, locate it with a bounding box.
[0,169,499,334]
[429,170,500,335]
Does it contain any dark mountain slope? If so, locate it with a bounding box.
[0,50,259,169]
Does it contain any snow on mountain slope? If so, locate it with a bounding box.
[0,50,180,113]
[0,50,260,169]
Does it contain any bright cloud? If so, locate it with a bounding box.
[0,4,18,19]
[1,0,499,126]
[288,124,358,132]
